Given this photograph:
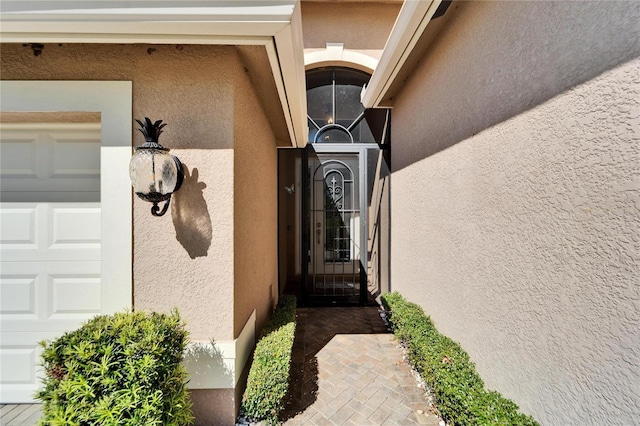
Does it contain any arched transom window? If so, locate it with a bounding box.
[306,68,376,144]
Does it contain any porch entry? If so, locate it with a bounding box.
[278,67,391,306]
[306,146,365,304]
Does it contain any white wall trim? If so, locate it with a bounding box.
[0,1,307,148]
[0,80,133,314]
[305,43,378,74]
[361,0,442,108]
[184,310,256,389]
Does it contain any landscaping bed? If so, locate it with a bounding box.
[381,292,539,426]
[240,295,297,425]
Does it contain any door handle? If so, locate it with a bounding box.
[316,228,321,244]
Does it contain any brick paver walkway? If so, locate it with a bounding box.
[281,307,441,425]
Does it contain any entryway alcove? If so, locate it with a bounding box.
[277,68,391,306]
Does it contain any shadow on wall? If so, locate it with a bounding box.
[172,166,212,259]
[392,1,640,171]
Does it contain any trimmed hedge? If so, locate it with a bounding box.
[381,292,539,426]
[36,310,193,426]
[241,295,297,425]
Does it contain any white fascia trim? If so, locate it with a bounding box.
[360,0,442,108]
[273,2,308,148]
[0,2,294,37]
[0,1,296,25]
[0,0,306,148]
[0,22,291,39]
[184,310,256,390]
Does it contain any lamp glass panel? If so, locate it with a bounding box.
[129,149,178,196]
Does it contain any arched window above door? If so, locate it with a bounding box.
[307,68,378,144]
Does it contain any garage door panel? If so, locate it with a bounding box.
[1,261,101,324]
[49,274,102,318]
[0,134,39,178]
[0,205,38,248]
[52,137,101,178]
[0,126,100,195]
[0,346,42,403]
[0,274,37,317]
[0,203,100,261]
[0,346,38,384]
[50,205,101,247]
[0,333,57,403]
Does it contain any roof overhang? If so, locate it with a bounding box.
[0,1,308,147]
[361,0,454,108]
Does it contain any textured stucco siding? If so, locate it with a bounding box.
[1,43,238,342]
[301,1,401,61]
[390,1,640,424]
[233,49,279,338]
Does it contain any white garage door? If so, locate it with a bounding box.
[0,123,103,402]
[0,81,133,404]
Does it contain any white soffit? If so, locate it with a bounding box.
[0,1,308,147]
[361,0,442,108]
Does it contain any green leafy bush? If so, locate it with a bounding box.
[36,310,193,426]
[381,292,538,426]
[241,295,297,425]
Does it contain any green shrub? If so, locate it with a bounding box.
[36,310,193,426]
[381,292,538,426]
[241,295,297,425]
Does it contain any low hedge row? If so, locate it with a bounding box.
[36,310,193,425]
[241,295,297,425]
[381,292,539,426]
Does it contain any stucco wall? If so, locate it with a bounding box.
[233,48,279,338]
[390,2,640,424]
[1,43,236,343]
[301,1,400,61]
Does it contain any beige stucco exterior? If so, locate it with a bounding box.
[0,41,282,338]
[1,42,237,341]
[389,1,640,424]
[2,1,639,424]
[301,0,401,70]
[233,49,279,339]
[0,42,281,424]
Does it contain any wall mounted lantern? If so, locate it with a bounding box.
[129,118,183,217]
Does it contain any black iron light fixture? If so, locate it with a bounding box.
[129,118,184,216]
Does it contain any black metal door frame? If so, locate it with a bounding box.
[301,144,369,306]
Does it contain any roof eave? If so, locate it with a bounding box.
[360,0,443,109]
[0,1,308,147]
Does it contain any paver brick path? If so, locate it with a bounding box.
[281,306,440,425]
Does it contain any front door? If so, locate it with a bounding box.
[277,67,391,306]
[309,152,361,302]
[302,145,369,305]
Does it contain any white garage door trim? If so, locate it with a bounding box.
[0,81,132,313]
